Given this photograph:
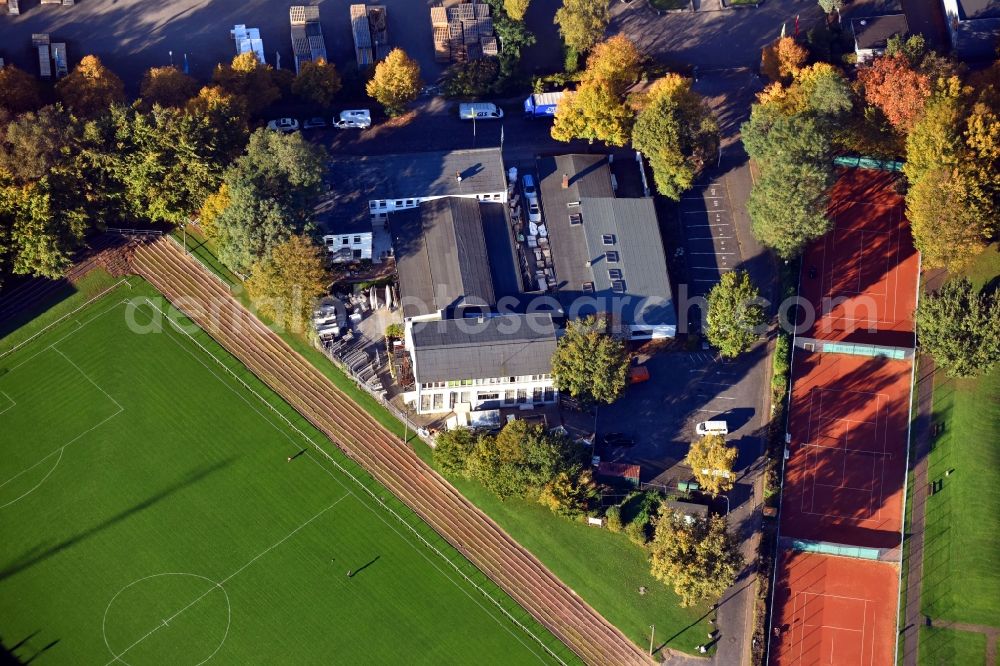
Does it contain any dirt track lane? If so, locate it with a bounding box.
[131,237,652,666]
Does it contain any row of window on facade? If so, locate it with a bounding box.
[325,235,365,246]
[367,193,504,211]
[419,386,557,411]
[419,374,552,389]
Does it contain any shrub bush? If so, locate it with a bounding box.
[605,504,623,533]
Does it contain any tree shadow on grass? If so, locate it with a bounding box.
[0,458,234,583]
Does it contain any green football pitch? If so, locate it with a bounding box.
[0,277,571,665]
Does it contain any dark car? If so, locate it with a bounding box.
[602,432,635,448]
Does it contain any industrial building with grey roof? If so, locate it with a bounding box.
[409,313,558,384]
[537,154,677,338]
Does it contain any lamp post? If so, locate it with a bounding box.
[649,625,655,656]
[168,50,173,67]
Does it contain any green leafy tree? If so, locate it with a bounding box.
[433,427,478,476]
[915,278,1000,378]
[2,176,87,279]
[212,52,281,116]
[185,85,250,164]
[245,235,329,333]
[442,59,501,98]
[292,58,342,107]
[214,129,327,273]
[465,419,576,499]
[706,270,766,358]
[538,469,597,517]
[0,105,76,184]
[632,74,719,200]
[139,66,199,109]
[551,78,634,146]
[650,513,743,607]
[551,316,629,405]
[198,183,229,239]
[55,55,126,118]
[554,0,610,54]
[504,0,531,20]
[0,64,44,114]
[742,103,835,257]
[366,48,423,117]
[110,105,228,224]
[686,434,738,493]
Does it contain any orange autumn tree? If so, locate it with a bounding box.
[858,53,932,132]
[760,36,808,83]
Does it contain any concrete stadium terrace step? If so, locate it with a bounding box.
[130,237,652,666]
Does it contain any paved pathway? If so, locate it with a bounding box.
[901,354,935,666]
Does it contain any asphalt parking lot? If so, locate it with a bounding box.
[596,346,769,487]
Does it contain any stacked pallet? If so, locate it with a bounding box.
[433,25,451,62]
[429,1,498,63]
[350,4,374,66]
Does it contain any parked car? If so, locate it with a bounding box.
[528,201,542,223]
[522,174,537,202]
[333,109,372,129]
[602,432,635,448]
[266,118,300,133]
[303,117,327,130]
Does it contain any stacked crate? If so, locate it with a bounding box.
[429,1,498,64]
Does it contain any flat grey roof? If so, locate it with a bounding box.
[852,14,909,50]
[537,154,676,329]
[411,313,557,383]
[321,148,506,235]
[391,198,496,319]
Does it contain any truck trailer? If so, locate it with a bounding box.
[523,91,565,118]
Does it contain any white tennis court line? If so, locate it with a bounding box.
[793,591,873,666]
[139,299,554,665]
[106,496,348,665]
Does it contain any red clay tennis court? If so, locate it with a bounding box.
[799,169,919,348]
[780,350,912,549]
[771,550,898,666]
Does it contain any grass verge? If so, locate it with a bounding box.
[918,626,987,666]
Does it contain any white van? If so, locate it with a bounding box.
[696,421,729,436]
[459,102,503,120]
[333,109,372,129]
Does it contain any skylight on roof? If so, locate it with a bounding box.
[569,213,583,226]
[611,279,625,293]
[608,268,623,280]
[605,250,619,263]
[602,234,616,246]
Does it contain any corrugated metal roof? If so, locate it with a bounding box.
[536,154,675,328]
[392,198,495,318]
[411,314,557,383]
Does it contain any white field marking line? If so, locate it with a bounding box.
[140,298,555,665]
[686,223,732,228]
[0,391,14,416]
[106,498,346,666]
[52,348,124,412]
[3,297,129,374]
[682,210,730,214]
[0,278,130,360]
[687,236,734,241]
[1,345,125,508]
